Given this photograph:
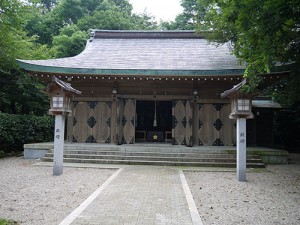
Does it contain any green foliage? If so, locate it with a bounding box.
[0,219,19,225]
[24,0,158,56]
[76,9,133,31]
[240,76,263,94]
[197,0,300,78]
[52,26,88,57]
[266,67,300,109]
[0,0,55,116]
[0,74,49,115]
[196,0,300,150]
[161,0,199,30]
[131,13,158,30]
[0,1,53,72]
[0,113,54,151]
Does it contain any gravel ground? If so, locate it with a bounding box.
[185,163,300,225]
[0,157,116,225]
[1,156,299,225]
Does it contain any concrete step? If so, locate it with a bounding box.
[42,149,265,168]
[46,150,262,159]
[44,153,263,163]
[42,157,265,168]
[24,142,288,164]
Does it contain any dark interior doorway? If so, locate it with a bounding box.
[136,100,172,142]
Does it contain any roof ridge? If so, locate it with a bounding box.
[89,30,204,39]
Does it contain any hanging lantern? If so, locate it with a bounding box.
[221,79,254,119]
[47,76,81,115]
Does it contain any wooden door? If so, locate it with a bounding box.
[116,98,124,144]
[72,101,112,143]
[172,99,193,146]
[219,104,236,146]
[93,102,112,143]
[185,100,193,146]
[197,103,235,146]
[122,98,136,144]
[73,102,91,143]
[197,104,218,145]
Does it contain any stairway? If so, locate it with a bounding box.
[41,144,265,168]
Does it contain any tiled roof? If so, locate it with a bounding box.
[47,76,81,94]
[17,30,245,76]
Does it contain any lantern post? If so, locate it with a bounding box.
[46,76,81,176]
[221,79,254,181]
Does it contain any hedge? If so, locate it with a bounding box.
[0,113,54,151]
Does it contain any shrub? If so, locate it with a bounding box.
[0,113,54,151]
[0,218,19,225]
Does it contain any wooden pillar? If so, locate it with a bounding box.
[66,102,74,142]
[192,100,198,146]
[110,99,117,144]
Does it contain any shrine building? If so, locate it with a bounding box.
[17,30,285,147]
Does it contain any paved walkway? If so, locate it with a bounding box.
[59,166,202,225]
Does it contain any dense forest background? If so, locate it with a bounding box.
[0,0,299,152]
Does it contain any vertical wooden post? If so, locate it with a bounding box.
[53,115,65,176]
[236,117,246,181]
[111,99,117,144]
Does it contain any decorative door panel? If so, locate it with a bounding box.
[122,98,136,144]
[73,102,91,143]
[185,100,193,146]
[197,103,234,146]
[93,102,112,143]
[172,100,187,145]
[197,104,218,146]
[72,101,112,143]
[116,98,124,145]
[219,104,236,146]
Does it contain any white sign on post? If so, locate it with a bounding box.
[237,118,247,181]
[53,115,65,176]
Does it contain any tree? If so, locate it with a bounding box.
[28,0,59,13]
[47,0,157,57]
[161,0,199,30]
[52,25,88,57]
[196,0,300,150]
[0,0,54,115]
[197,0,300,78]
[24,0,158,56]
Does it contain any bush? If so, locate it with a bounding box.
[0,218,19,225]
[0,113,54,151]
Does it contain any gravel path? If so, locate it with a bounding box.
[1,156,299,225]
[0,157,116,225]
[185,163,300,225]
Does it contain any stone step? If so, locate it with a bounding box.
[24,143,288,164]
[42,157,265,168]
[46,150,261,159]
[61,144,241,154]
[42,148,265,168]
[44,153,263,163]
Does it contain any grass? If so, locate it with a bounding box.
[0,219,19,225]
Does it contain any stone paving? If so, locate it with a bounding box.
[59,166,202,225]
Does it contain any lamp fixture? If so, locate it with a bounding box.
[193,89,198,96]
[112,87,117,94]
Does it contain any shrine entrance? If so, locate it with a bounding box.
[135,101,172,143]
